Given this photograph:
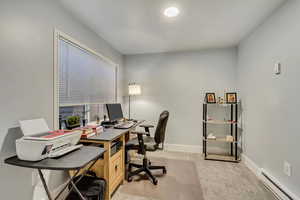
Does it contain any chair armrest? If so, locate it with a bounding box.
[139,125,153,137]
[130,131,148,155]
[130,131,149,136]
[140,124,154,128]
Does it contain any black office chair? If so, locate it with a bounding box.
[126,111,169,185]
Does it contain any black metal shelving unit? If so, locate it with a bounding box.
[203,103,240,162]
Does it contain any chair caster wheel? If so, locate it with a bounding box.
[153,179,158,185]
[163,168,167,174]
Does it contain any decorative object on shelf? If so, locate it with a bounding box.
[128,83,142,120]
[225,92,237,104]
[205,93,216,104]
[218,96,225,104]
[207,133,216,140]
[226,135,234,142]
[203,101,239,162]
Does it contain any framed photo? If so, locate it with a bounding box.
[226,93,237,104]
[205,93,216,104]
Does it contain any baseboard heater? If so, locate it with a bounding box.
[261,169,294,200]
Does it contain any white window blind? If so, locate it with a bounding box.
[59,39,117,106]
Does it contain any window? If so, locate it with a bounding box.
[54,30,117,129]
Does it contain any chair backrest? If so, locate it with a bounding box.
[154,111,169,145]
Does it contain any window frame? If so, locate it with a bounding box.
[53,29,118,129]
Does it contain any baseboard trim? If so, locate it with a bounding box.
[164,143,202,153]
[241,154,262,178]
[242,154,299,200]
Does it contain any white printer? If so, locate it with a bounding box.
[16,118,82,161]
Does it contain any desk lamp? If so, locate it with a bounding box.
[128,83,141,120]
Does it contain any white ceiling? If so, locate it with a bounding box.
[59,0,286,55]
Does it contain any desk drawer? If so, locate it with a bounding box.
[110,151,123,183]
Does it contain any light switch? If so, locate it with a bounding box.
[274,62,281,75]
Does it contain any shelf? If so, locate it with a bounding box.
[205,154,239,162]
[204,137,236,143]
[204,103,238,106]
[203,120,237,125]
[203,100,239,163]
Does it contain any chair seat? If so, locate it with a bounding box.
[126,136,157,151]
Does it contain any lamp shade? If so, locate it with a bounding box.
[128,84,141,96]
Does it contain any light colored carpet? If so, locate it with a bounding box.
[113,151,276,200]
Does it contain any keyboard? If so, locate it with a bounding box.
[49,144,83,158]
[114,121,135,129]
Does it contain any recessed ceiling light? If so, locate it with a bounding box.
[164,7,180,18]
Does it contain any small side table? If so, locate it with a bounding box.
[5,146,105,200]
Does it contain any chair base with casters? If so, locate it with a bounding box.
[127,156,167,185]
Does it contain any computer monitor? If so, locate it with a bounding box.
[106,103,124,122]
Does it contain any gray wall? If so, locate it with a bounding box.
[0,0,123,199]
[237,0,300,197]
[124,48,237,148]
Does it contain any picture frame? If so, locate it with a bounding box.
[225,92,237,104]
[205,93,216,104]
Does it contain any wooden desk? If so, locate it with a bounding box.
[80,121,144,200]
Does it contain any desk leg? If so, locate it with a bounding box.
[36,158,99,200]
[70,180,86,200]
[104,142,111,200]
[38,169,53,200]
[121,134,126,184]
[63,158,99,200]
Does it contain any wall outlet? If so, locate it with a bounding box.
[283,161,292,177]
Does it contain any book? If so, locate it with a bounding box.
[81,131,96,139]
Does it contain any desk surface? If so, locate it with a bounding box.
[81,120,145,142]
[4,146,105,170]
